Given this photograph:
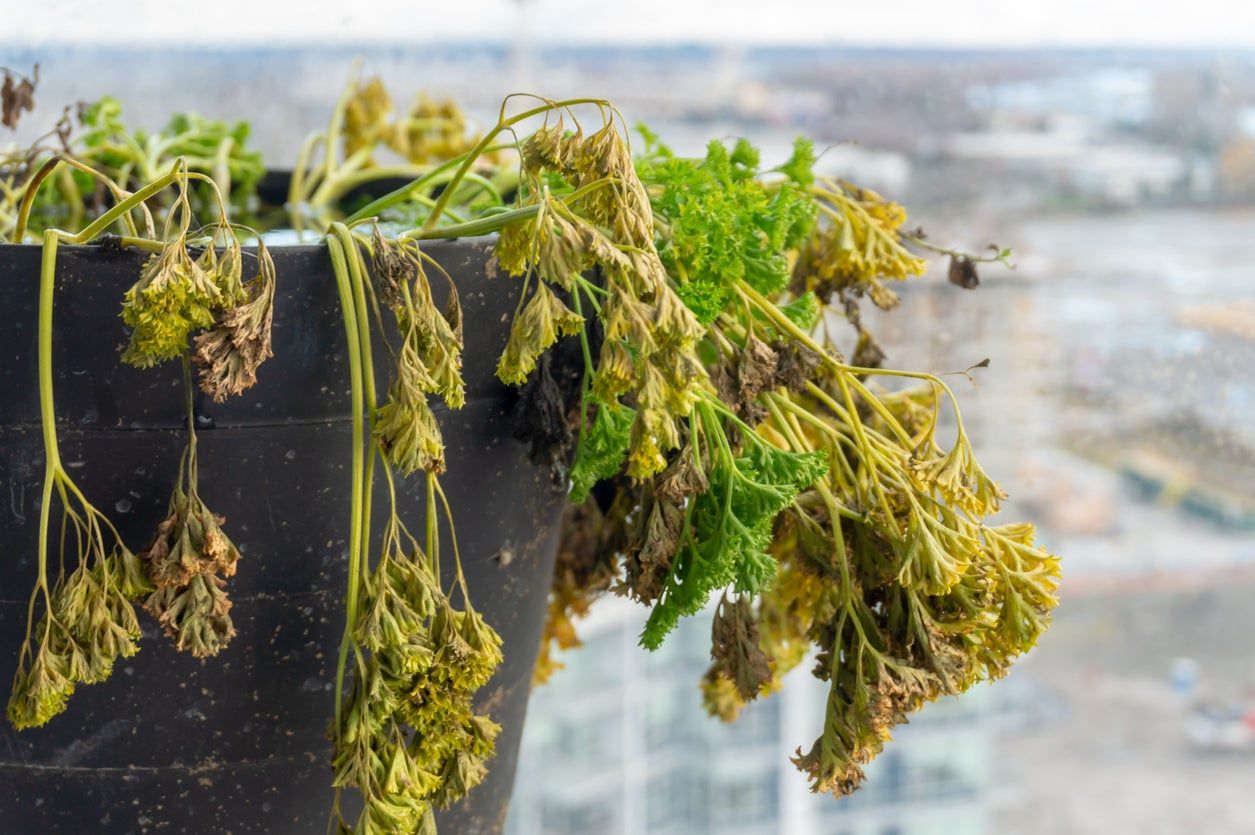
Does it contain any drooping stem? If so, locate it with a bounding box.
[328,235,368,731]
[415,97,613,233]
[17,160,184,244]
[31,229,63,612]
[426,471,438,579]
[432,478,471,604]
[342,151,516,224]
[733,278,971,447]
[180,352,199,489]
[13,160,63,244]
[332,224,379,606]
[321,75,357,188]
[289,131,325,208]
[37,230,63,471]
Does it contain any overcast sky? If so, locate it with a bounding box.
[3,0,1255,47]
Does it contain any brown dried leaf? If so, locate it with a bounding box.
[737,336,779,403]
[773,343,825,392]
[1,66,37,130]
[624,497,683,604]
[654,445,708,502]
[708,594,772,700]
[947,255,980,289]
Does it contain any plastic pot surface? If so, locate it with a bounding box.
[0,232,567,834]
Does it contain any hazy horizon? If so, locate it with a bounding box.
[4,0,1255,50]
[3,40,1254,54]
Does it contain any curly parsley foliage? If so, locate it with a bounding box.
[640,404,829,650]
[640,132,817,324]
[775,136,818,188]
[525,113,1051,807]
[568,398,635,505]
[776,290,822,330]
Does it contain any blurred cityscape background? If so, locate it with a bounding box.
[4,10,1255,833]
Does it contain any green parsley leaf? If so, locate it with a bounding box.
[569,399,635,504]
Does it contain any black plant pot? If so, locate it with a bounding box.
[0,234,567,833]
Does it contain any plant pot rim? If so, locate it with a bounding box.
[0,169,501,255]
[0,233,498,256]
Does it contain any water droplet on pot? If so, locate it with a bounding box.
[285,449,296,460]
[115,498,132,514]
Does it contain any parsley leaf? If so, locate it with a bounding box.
[777,291,822,329]
[640,138,817,325]
[776,136,817,187]
[569,398,635,504]
[640,423,828,650]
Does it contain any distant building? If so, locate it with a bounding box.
[966,69,1156,127]
[943,118,1190,206]
[507,597,993,835]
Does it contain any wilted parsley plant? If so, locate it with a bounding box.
[2,75,1056,834]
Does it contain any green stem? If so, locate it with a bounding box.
[18,160,182,244]
[332,224,379,601]
[37,231,62,470]
[571,285,596,378]
[181,352,199,488]
[212,137,234,214]
[75,165,184,244]
[399,203,540,242]
[14,160,63,243]
[734,278,956,446]
[310,164,422,208]
[431,479,470,603]
[343,145,515,225]
[419,98,613,232]
[426,472,438,578]
[328,235,367,733]
[290,130,325,207]
[322,77,357,187]
[109,236,166,253]
[395,177,614,244]
[33,229,63,608]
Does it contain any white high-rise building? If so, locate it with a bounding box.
[508,597,993,835]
